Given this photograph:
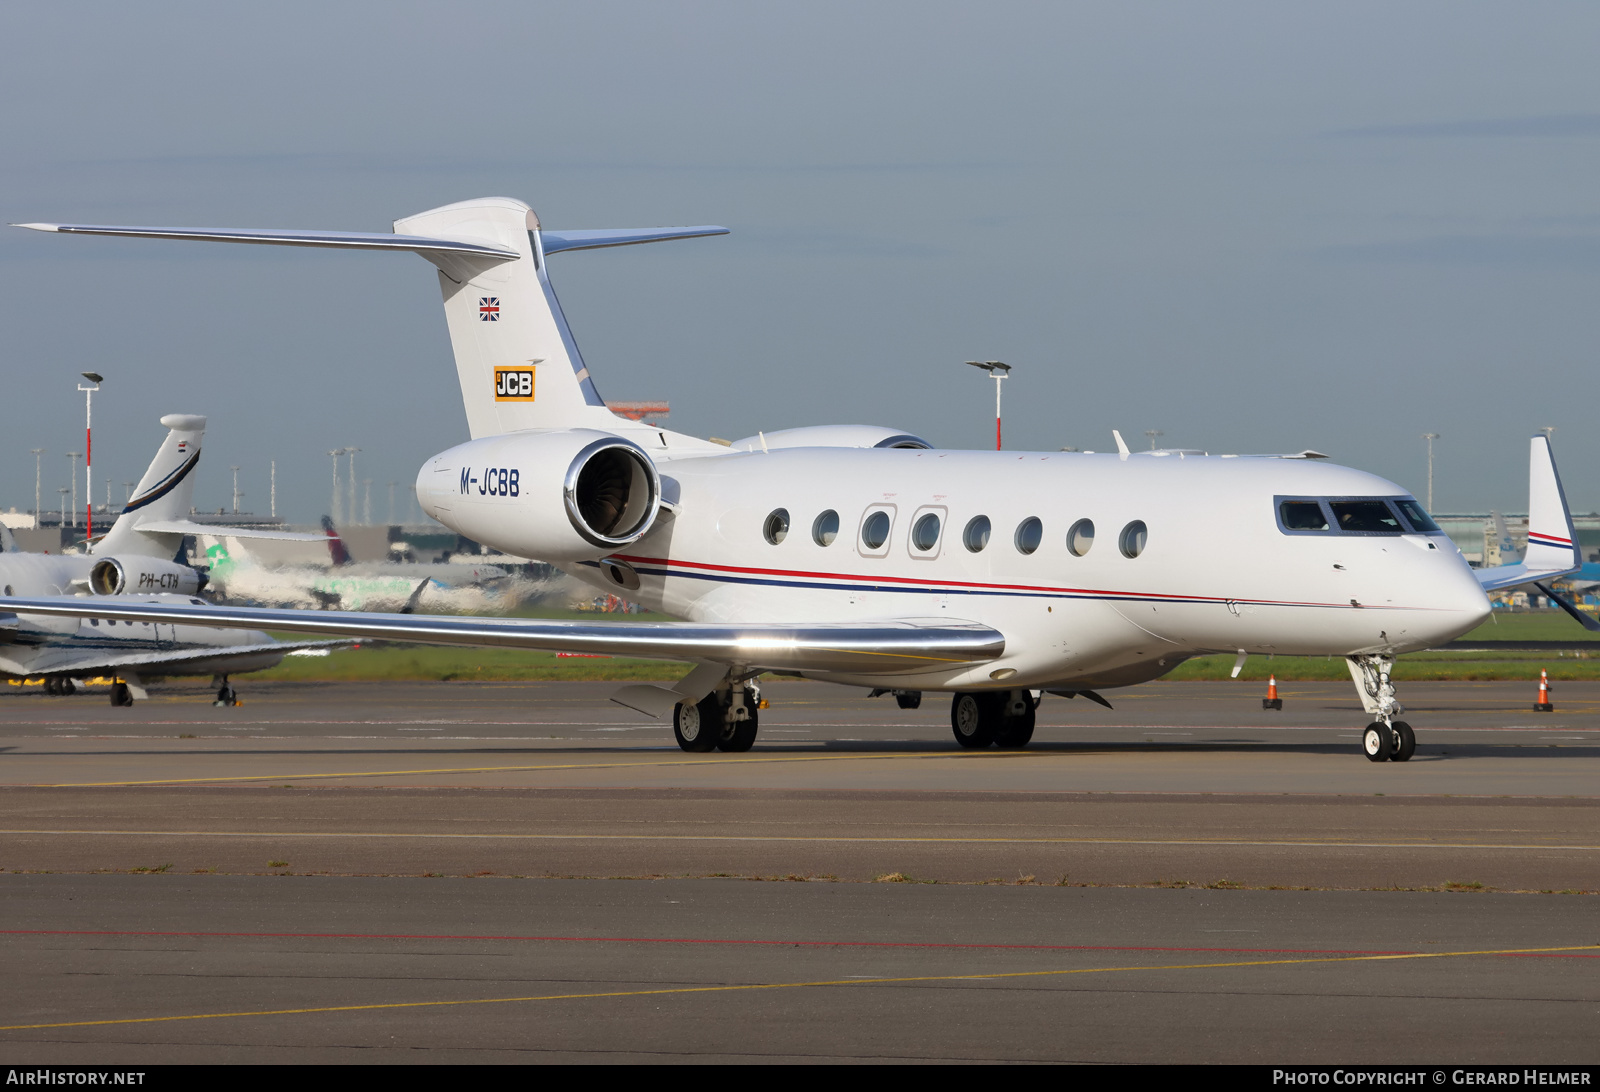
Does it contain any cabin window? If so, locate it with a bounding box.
[911,513,942,552]
[1330,501,1402,534]
[1014,517,1043,555]
[861,510,892,551]
[1280,501,1328,531]
[90,618,100,626]
[1120,520,1148,558]
[763,508,790,545]
[1066,519,1095,557]
[812,510,839,547]
[963,516,991,553]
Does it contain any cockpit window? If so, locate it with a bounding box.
[1279,501,1328,531]
[1277,496,1436,536]
[1330,501,1403,533]
[1393,499,1440,533]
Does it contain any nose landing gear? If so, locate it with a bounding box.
[1350,654,1415,762]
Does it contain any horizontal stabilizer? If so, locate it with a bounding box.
[134,520,326,543]
[0,597,1004,675]
[540,227,729,254]
[12,223,519,263]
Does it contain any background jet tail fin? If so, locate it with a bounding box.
[320,516,352,566]
[1522,434,1581,574]
[1476,435,1581,592]
[94,414,208,559]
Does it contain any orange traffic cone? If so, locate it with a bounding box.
[1262,674,1282,710]
[1534,668,1554,712]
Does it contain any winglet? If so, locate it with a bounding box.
[1112,430,1130,459]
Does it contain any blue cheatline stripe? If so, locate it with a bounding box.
[577,560,1378,611]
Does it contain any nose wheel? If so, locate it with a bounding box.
[1362,720,1416,763]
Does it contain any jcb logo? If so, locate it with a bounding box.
[494,367,535,401]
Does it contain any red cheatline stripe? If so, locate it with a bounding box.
[613,553,1349,609]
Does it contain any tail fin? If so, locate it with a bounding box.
[1477,435,1581,591]
[1491,510,1523,564]
[1523,434,1581,573]
[17,203,727,440]
[94,414,207,559]
[320,516,352,566]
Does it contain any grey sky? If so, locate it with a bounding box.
[3,1,1599,522]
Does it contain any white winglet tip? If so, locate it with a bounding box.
[11,223,62,232]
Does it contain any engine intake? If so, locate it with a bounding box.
[564,438,660,548]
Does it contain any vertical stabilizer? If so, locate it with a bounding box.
[94,414,208,559]
[393,197,619,439]
[1524,434,1582,573]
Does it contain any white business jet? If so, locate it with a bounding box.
[4,198,1582,758]
[0,413,335,704]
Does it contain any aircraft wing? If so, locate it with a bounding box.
[133,520,327,542]
[0,598,1003,674]
[0,638,348,678]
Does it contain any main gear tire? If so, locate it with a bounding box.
[717,707,759,752]
[951,692,1001,749]
[673,693,722,753]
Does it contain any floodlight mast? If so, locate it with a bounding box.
[1421,433,1440,512]
[77,373,102,541]
[966,361,1011,450]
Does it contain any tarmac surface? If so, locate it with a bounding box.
[1,677,1597,1063]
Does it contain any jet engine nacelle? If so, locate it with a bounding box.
[89,557,205,596]
[416,429,661,561]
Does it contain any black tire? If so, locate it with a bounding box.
[1362,723,1390,762]
[43,677,58,696]
[717,707,759,752]
[109,682,133,707]
[1390,720,1416,762]
[951,692,999,748]
[673,694,721,752]
[214,686,237,707]
[895,691,922,710]
[993,703,1036,749]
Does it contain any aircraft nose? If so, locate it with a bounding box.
[1413,550,1492,646]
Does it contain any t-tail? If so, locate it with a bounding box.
[94,414,208,559]
[14,200,728,440]
[1477,435,1583,593]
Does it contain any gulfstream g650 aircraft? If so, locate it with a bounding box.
[5,197,1582,759]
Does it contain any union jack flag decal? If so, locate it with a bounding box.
[479,297,500,321]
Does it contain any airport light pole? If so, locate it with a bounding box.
[77,372,102,541]
[31,450,44,518]
[1144,429,1164,452]
[57,487,69,528]
[122,481,135,505]
[328,449,344,525]
[346,448,360,525]
[270,460,276,519]
[966,361,1010,450]
[1421,433,1440,512]
[230,466,242,514]
[64,452,81,530]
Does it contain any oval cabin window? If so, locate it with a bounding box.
[963,516,991,553]
[763,509,790,545]
[1066,518,1095,557]
[1119,520,1148,558]
[812,510,839,547]
[861,511,892,550]
[1014,517,1043,555]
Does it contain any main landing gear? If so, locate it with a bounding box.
[42,676,77,696]
[213,675,239,707]
[1350,654,1415,763]
[672,681,760,753]
[950,690,1037,749]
